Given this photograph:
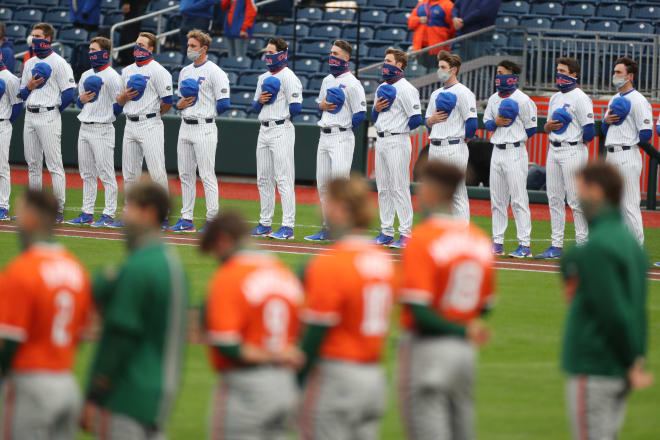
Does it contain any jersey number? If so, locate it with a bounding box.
[51,290,74,346]
[360,283,392,336]
[263,298,289,351]
[442,261,484,313]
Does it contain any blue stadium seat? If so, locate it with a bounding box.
[351,43,369,58]
[5,24,28,41]
[298,76,309,89]
[52,43,73,62]
[495,16,518,27]
[100,0,120,10]
[297,7,323,21]
[361,79,378,94]
[302,96,318,110]
[620,21,654,37]
[239,72,261,86]
[44,10,69,25]
[308,77,324,91]
[254,22,276,35]
[499,0,530,15]
[530,2,563,16]
[141,16,168,33]
[293,114,319,124]
[402,0,418,9]
[148,0,179,13]
[596,3,630,19]
[3,0,29,6]
[342,26,374,41]
[58,28,89,45]
[231,90,254,107]
[155,51,183,66]
[103,11,124,27]
[210,37,229,54]
[32,0,58,6]
[563,2,597,17]
[407,63,427,77]
[491,32,508,49]
[631,3,660,20]
[324,9,355,22]
[251,57,266,70]
[13,8,44,24]
[223,55,251,70]
[226,109,248,119]
[247,38,266,54]
[245,112,259,119]
[367,45,390,58]
[299,41,331,57]
[585,19,620,33]
[310,25,342,40]
[374,28,407,43]
[206,53,219,64]
[372,0,400,7]
[519,17,552,30]
[12,60,22,76]
[0,7,12,21]
[361,10,387,24]
[553,18,585,32]
[296,58,321,73]
[170,67,180,84]
[278,23,310,38]
[388,11,411,26]
[226,71,238,84]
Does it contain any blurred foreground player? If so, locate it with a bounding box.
[398,161,494,440]
[0,190,92,439]
[202,211,304,440]
[299,176,397,440]
[82,181,188,439]
[560,161,651,440]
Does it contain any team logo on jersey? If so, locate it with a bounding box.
[166,85,172,91]
[562,104,571,111]
[197,76,206,86]
[69,78,74,83]
[587,113,593,118]
[222,88,228,93]
[414,104,420,109]
[531,116,537,121]
[361,101,366,106]
[644,119,650,124]
[292,92,299,97]
[470,107,476,112]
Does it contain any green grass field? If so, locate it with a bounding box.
[1,185,659,439]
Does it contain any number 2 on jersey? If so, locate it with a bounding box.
[51,289,75,346]
[361,283,393,336]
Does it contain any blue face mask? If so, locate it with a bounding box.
[382,63,403,84]
[32,38,52,59]
[329,55,349,76]
[133,45,153,64]
[265,50,287,73]
[495,74,518,95]
[556,73,578,93]
[89,50,110,69]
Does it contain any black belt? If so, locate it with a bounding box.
[608,146,632,153]
[551,141,578,147]
[127,113,157,122]
[431,139,461,146]
[184,118,214,125]
[261,119,286,127]
[494,142,521,150]
[27,106,55,113]
[377,131,403,137]
[322,127,348,134]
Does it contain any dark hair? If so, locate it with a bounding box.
[578,161,623,206]
[125,181,171,225]
[437,50,462,73]
[90,36,112,51]
[498,60,521,75]
[200,211,248,253]
[557,57,580,77]
[327,175,373,229]
[33,23,55,40]
[421,161,464,199]
[614,56,638,79]
[268,37,288,52]
[385,48,408,70]
[22,189,59,226]
[333,39,353,57]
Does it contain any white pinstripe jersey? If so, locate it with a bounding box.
[373,78,421,133]
[77,67,123,124]
[548,88,594,143]
[425,82,477,140]
[483,89,537,144]
[20,52,75,108]
[316,71,366,129]
[603,89,653,147]
[121,60,173,116]
[0,69,22,119]
[178,60,230,119]
[253,67,303,122]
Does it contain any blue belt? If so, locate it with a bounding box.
[184,118,214,124]
[322,127,348,134]
[607,146,632,153]
[27,106,54,113]
[494,142,521,149]
[128,113,157,122]
[551,141,578,147]
[262,119,286,127]
[431,139,461,146]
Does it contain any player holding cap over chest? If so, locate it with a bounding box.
[66,36,124,228]
[250,37,303,240]
[169,30,230,234]
[20,23,76,222]
[601,56,653,245]
[305,39,367,242]
[535,57,595,260]
[371,48,423,249]
[0,51,23,221]
[483,60,538,258]
[425,50,478,223]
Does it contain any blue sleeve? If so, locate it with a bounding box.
[484,119,497,132]
[639,129,652,143]
[289,102,302,117]
[351,111,365,129]
[601,120,609,136]
[161,95,173,105]
[525,127,537,139]
[461,0,500,25]
[215,98,230,115]
[372,107,379,122]
[59,88,75,112]
[465,117,478,139]
[113,103,123,117]
[656,125,660,138]
[452,0,462,18]
[9,103,23,124]
[2,47,15,73]
[76,98,84,109]
[582,123,595,143]
[19,87,30,101]
[408,114,423,130]
[425,117,432,130]
[252,100,262,114]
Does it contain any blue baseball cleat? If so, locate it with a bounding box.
[509,244,532,258]
[199,220,211,234]
[493,243,504,256]
[168,218,196,233]
[654,262,660,268]
[56,212,64,224]
[0,208,10,221]
[534,246,562,260]
[372,232,394,246]
[251,223,272,237]
[108,220,124,228]
[304,228,329,242]
[161,220,170,231]
[389,235,410,249]
[66,212,94,226]
[91,214,114,227]
[270,226,294,240]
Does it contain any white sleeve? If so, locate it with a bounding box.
[575,94,594,127]
[7,76,22,105]
[346,82,366,114]
[457,89,477,122]
[522,97,538,130]
[153,68,173,98]
[401,85,421,118]
[316,77,328,104]
[253,76,263,101]
[483,97,496,123]
[284,72,303,104]
[20,60,32,89]
[632,97,653,132]
[55,60,75,91]
[213,69,230,101]
[425,90,437,118]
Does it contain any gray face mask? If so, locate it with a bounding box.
[437,68,452,84]
[187,49,201,62]
[612,75,628,89]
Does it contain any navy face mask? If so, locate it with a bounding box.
[32,38,53,59]
[329,55,349,76]
[381,63,403,84]
[556,73,578,93]
[265,50,288,73]
[89,50,110,69]
[133,45,153,64]
[495,74,518,95]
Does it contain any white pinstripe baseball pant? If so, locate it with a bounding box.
[122,118,169,193]
[606,148,644,244]
[177,121,219,221]
[317,130,355,225]
[375,134,414,238]
[0,120,12,210]
[256,122,296,228]
[429,142,470,222]
[78,123,118,217]
[489,146,532,247]
[546,144,588,248]
[24,110,66,212]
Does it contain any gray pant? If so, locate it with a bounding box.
[227,37,249,57]
[208,366,298,440]
[398,333,476,440]
[565,375,629,440]
[95,412,166,440]
[300,360,386,440]
[0,372,81,440]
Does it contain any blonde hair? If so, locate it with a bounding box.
[327,175,373,229]
[385,48,408,70]
[138,32,157,51]
[187,29,211,49]
[90,36,112,51]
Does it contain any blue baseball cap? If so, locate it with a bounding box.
[127,74,148,101]
[498,98,519,126]
[32,62,52,89]
[551,108,572,134]
[376,84,396,112]
[0,78,5,102]
[326,87,345,114]
[435,92,457,115]
[83,75,103,103]
[261,76,281,104]
[609,96,631,126]
[179,78,199,106]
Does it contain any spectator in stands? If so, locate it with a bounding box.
[0,22,15,74]
[179,0,215,55]
[118,0,151,65]
[70,0,102,32]
[221,0,256,57]
[451,0,501,61]
[408,0,455,69]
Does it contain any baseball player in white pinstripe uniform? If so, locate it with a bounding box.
[20,23,76,222]
[536,58,595,259]
[483,60,537,258]
[305,39,366,242]
[372,48,422,249]
[250,37,303,240]
[112,32,173,228]
[66,37,123,228]
[601,56,653,245]
[169,30,230,234]
[425,51,477,223]
[0,52,23,221]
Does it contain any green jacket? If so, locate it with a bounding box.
[560,207,648,378]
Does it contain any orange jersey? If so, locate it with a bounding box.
[0,243,92,371]
[205,252,303,371]
[409,0,455,54]
[400,215,495,330]
[302,236,397,363]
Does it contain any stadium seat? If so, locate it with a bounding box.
[58,28,89,45]
[368,44,391,58]
[563,2,597,17]
[491,32,508,49]
[372,0,400,7]
[530,2,563,16]
[278,23,310,38]
[401,0,418,9]
[585,19,620,33]
[239,72,261,86]
[519,17,552,30]
[231,90,254,107]
[0,7,12,21]
[293,114,319,124]
[631,3,660,20]
[247,38,266,54]
[361,10,387,24]
[100,0,120,10]
[148,0,179,13]
[308,77,324,91]
[296,58,321,73]
[297,7,323,21]
[351,43,369,58]
[324,9,355,22]
[499,0,530,15]
[103,11,124,27]
[170,67,180,84]
[374,28,407,43]
[342,26,375,41]
[620,21,654,38]
[206,53,219,64]
[44,10,69,25]
[32,0,58,6]
[155,51,183,66]
[226,109,248,119]
[254,22,276,35]
[3,0,29,6]
[226,71,239,85]
[251,57,266,70]
[407,63,427,78]
[141,16,168,33]
[12,60,22,76]
[210,37,229,54]
[495,16,518,27]
[388,10,410,26]
[299,41,331,57]
[302,96,318,110]
[310,25,342,40]
[5,24,28,41]
[361,79,378,94]
[13,8,44,25]
[596,3,630,19]
[223,55,252,70]
[245,112,259,119]
[553,18,586,32]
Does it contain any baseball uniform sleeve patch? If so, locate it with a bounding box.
[531,116,537,121]
[292,92,299,97]
[413,104,420,109]
[166,85,172,91]
[222,88,228,93]
[470,107,476,112]
[69,78,75,83]
[361,101,366,106]
[587,113,593,118]
[644,119,650,124]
